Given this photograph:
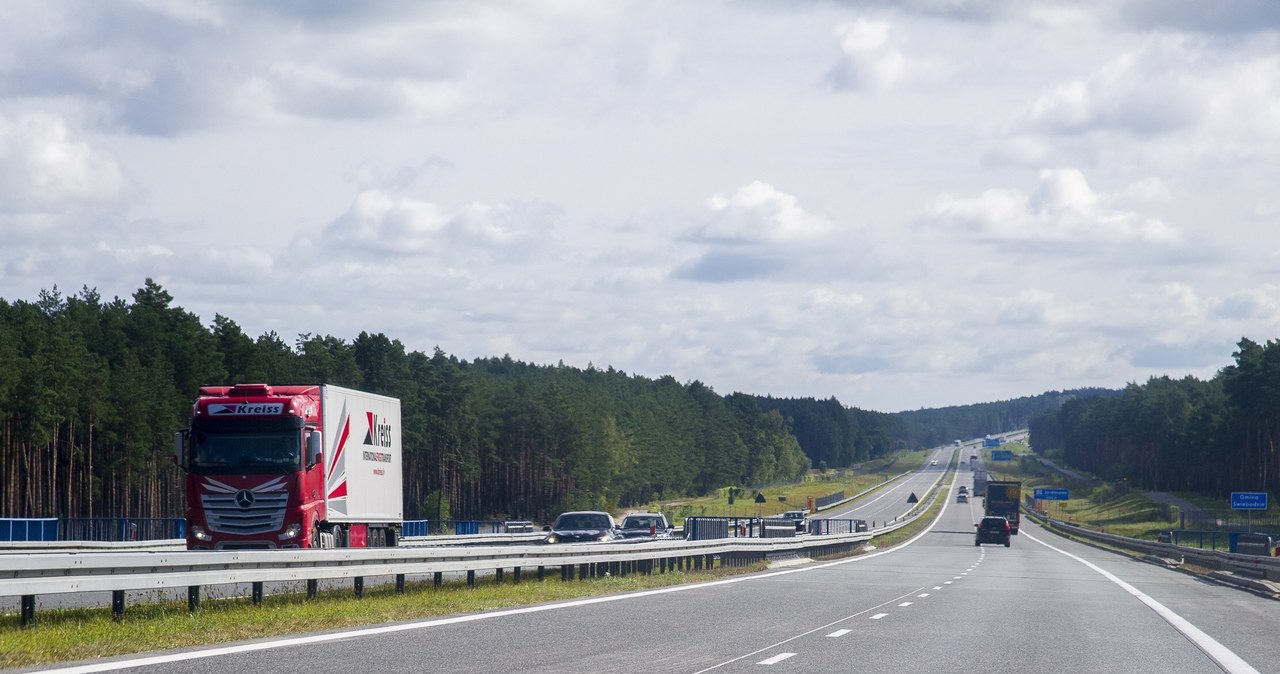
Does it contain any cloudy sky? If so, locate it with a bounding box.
[2,1,1279,412]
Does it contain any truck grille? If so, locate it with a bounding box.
[202,492,288,534]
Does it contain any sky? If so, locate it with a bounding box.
[2,1,1279,413]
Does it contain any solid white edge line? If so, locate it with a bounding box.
[1023,531,1260,674]
[49,459,962,674]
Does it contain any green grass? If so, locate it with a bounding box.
[653,450,928,523]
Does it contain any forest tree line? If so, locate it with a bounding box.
[1,281,1095,521]
[1029,337,1280,497]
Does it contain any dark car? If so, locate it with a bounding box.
[975,516,1011,547]
[780,510,809,533]
[618,512,675,539]
[542,511,620,544]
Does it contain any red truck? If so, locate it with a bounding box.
[173,383,402,550]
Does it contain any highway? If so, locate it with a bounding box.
[40,450,1279,673]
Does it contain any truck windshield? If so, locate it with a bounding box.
[192,430,301,474]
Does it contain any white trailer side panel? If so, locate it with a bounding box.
[321,385,403,524]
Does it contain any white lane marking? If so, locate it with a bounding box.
[1024,532,1260,674]
[917,593,930,597]
[758,653,796,665]
[827,629,852,638]
[953,576,962,579]
[933,586,943,590]
[869,613,888,620]
[898,602,912,607]
[693,586,930,674]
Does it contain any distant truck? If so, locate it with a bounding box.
[972,469,989,497]
[173,383,403,550]
[985,480,1022,534]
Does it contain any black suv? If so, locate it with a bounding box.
[975,516,1011,547]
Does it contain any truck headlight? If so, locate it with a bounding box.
[279,524,301,540]
[192,525,212,542]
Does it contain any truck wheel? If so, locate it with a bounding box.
[310,523,322,548]
[333,525,345,548]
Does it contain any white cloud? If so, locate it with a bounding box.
[827,19,907,92]
[700,181,832,244]
[317,190,555,258]
[0,113,133,214]
[922,168,1182,248]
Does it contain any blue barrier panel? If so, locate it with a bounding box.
[454,520,479,535]
[0,518,59,542]
[402,520,430,537]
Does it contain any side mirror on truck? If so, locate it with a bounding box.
[307,431,324,469]
[172,431,186,469]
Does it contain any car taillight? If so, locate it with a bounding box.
[1003,523,1010,532]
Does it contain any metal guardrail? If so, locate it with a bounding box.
[1,530,879,626]
[1040,518,1280,586]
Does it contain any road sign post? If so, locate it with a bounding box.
[1230,492,1268,533]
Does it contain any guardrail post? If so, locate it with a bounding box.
[354,577,364,599]
[396,574,406,593]
[307,579,318,599]
[434,571,443,587]
[579,563,590,580]
[514,567,522,583]
[466,570,476,587]
[111,590,125,621]
[495,568,504,583]
[253,582,264,605]
[188,586,200,611]
[21,595,34,627]
[537,565,545,581]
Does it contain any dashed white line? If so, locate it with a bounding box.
[898,602,912,607]
[758,653,797,665]
[917,593,930,597]
[932,586,943,590]
[827,629,852,638]
[869,613,888,620]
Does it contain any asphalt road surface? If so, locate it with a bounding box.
[40,452,1279,673]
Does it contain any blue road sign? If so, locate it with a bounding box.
[1230,492,1268,510]
[991,449,1013,461]
[1034,488,1069,501]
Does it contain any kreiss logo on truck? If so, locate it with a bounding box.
[362,412,393,470]
[209,403,284,415]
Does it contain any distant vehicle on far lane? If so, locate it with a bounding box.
[618,512,675,539]
[780,510,808,533]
